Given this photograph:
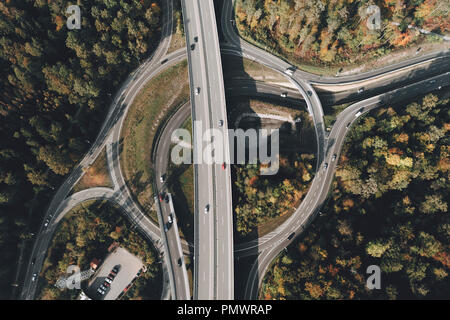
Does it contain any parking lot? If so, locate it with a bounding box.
[86,247,143,300]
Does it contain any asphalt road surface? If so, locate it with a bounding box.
[181,0,234,300]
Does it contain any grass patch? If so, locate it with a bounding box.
[222,56,290,85]
[72,148,113,194]
[37,200,162,300]
[120,60,189,223]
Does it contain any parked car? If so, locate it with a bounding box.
[97,288,106,295]
[113,265,120,273]
[105,277,112,284]
[165,194,169,203]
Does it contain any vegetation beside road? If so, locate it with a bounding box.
[38,200,162,300]
[0,0,161,297]
[120,60,189,223]
[167,0,186,54]
[261,92,449,299]
[228,98,316,241]
[72,148,114,194]
[323,103,351,129]
[234,0,449,75]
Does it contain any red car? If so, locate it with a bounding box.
[221,162,226,170]
[159,193,164,202]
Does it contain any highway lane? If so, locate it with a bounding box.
[244,73,450,299]
[154,103,192,300]
[181,0,234,300]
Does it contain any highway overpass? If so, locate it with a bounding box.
[181,0,234,299]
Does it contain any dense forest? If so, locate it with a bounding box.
[235,0,449,67]
[261,92,449,299]
[0,0,161,298]
[38,200,161,300]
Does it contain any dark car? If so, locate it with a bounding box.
[113,265,120,273]
[165,195,169,203]
[190,44,195,51]
[288,232,295,240]
[178,258,182,267]
[31,258,36,265]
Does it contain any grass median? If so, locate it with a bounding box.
[72,148,114,194]
[120,60,189,223]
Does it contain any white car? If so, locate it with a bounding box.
[195,87,200,95]
[160,175,165,183]
[332,154,337,162]
[284,68,294,76]
[204,204,210,214]
[280,92,287,98]
[324,163,328,169]
[97,288,106,295]
[218,119,224,127]
[357,88,364,94]
[44,219,50,227]
[31,273,37,282]
[105,277,113,284]
[168,214,173,224]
